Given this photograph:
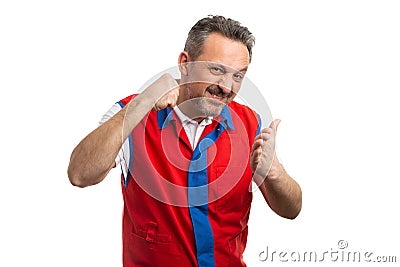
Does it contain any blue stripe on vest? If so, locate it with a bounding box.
[188,123,227,267]
[116,101,124,108]
[256,113,262,137]
[124,134,134,189]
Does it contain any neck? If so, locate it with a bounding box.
[176,103,207,124]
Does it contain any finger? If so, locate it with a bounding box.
[167,100,177,108]
[260,132,271,141]
[250,147,262,163]
[168,89,179,106]
[159,85,179,102]
[252,138,263,151]
[167,96,175,107]
[155,89,179,109]
[254,134,263,142]
[254,128,271,142]
[269,119,281,133]
[170,95,179,107]
[260,128,272,134]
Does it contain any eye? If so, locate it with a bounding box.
[233,72,244,82]
[209,66,225,75]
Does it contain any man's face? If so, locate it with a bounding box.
[179,33,250,119]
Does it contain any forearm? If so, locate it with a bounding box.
[67,93,155,187]
[68,74,179,187]
[259,163,302,219]
[251,121,302,219]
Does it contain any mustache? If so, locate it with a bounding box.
[205,84,234,98]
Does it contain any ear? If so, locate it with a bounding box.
[178,51,189,76]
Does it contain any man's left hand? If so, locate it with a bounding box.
[250,119,283,185]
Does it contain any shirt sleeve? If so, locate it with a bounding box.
[99,103,130,177]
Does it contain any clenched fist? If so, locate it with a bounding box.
[152,73,180,111]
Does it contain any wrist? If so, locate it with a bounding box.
[267,163,284,181]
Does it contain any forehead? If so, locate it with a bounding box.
[195,33,250,71]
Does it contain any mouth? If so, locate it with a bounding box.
[207,92,224,101]
[205,85,231,102]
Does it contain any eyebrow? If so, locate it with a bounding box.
[238,66,248,72]
[208,62,248,72]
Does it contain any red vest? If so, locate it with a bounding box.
[117,95,260,267]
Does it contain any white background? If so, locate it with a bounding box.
[1,0,399,266]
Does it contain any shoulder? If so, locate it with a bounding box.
[228,100,261,137]
[100,94,140,124]
[116,94,139,107]
[228,100,260,124]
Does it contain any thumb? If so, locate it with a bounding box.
[270,119,281,132]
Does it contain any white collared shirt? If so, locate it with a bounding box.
[173,106,213,149]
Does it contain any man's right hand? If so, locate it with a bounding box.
[152,73,180,111]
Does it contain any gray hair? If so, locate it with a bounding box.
[184,15,255,63]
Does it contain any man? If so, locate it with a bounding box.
[68,15,302,267]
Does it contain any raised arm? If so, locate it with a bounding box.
[250,119,302,219]
[67,74,179,187]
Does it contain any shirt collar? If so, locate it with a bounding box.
[157,107,173,129]
[219,105,235,130]
[173,106,212,126]
[157,105,235,130]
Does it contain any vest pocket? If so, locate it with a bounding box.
[126,222,187,266]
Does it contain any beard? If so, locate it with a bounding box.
[180,84,233,119]
[193,97,225,117]
[177,96,225,120]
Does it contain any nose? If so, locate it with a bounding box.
[218,76,233,95]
